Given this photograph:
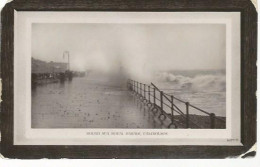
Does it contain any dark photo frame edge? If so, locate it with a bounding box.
[0,0,257,159]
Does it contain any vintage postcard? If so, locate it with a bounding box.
[13,12,241,145]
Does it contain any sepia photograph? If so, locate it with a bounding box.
[10,11,243,146]
[31,23,226,129]
[1,0,256,159]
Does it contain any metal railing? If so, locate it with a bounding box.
[127,79,225,129]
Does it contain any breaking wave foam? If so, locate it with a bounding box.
[155,72,226,92]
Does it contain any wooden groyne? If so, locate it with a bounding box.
[127,79,226,129]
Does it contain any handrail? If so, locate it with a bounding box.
[164,92,186,103]
[189,103,211,115]
[152,82,212,116]
[150,94,201,128]
[128,79,225,129]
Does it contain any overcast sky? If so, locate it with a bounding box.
[32,23,225,74]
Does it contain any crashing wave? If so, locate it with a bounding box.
[155,71,226,92]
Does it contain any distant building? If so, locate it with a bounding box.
[32,58,67,74]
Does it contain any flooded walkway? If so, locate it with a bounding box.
[32,71,162,128]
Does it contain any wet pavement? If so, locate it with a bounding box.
[32,71,166,128]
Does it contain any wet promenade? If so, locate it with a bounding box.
[32,71,164,128]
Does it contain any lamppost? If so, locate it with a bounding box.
[63,51,73,81]
[63,51,70,71]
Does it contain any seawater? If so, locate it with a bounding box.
[152,70,226,117]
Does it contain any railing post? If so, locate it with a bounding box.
[153,88,156,105]
[160,91,163,110]
[171,95,174,124]
[148,86,150,102]
[185,102,189,128]
[210,113,216,129]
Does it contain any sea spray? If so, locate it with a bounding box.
[154,71,226,93]
[149,70,226,116]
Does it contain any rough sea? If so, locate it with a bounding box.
[152,70,226,117]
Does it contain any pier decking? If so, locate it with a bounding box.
[32,72,161,128]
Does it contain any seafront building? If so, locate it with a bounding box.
[32,58,67,74]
